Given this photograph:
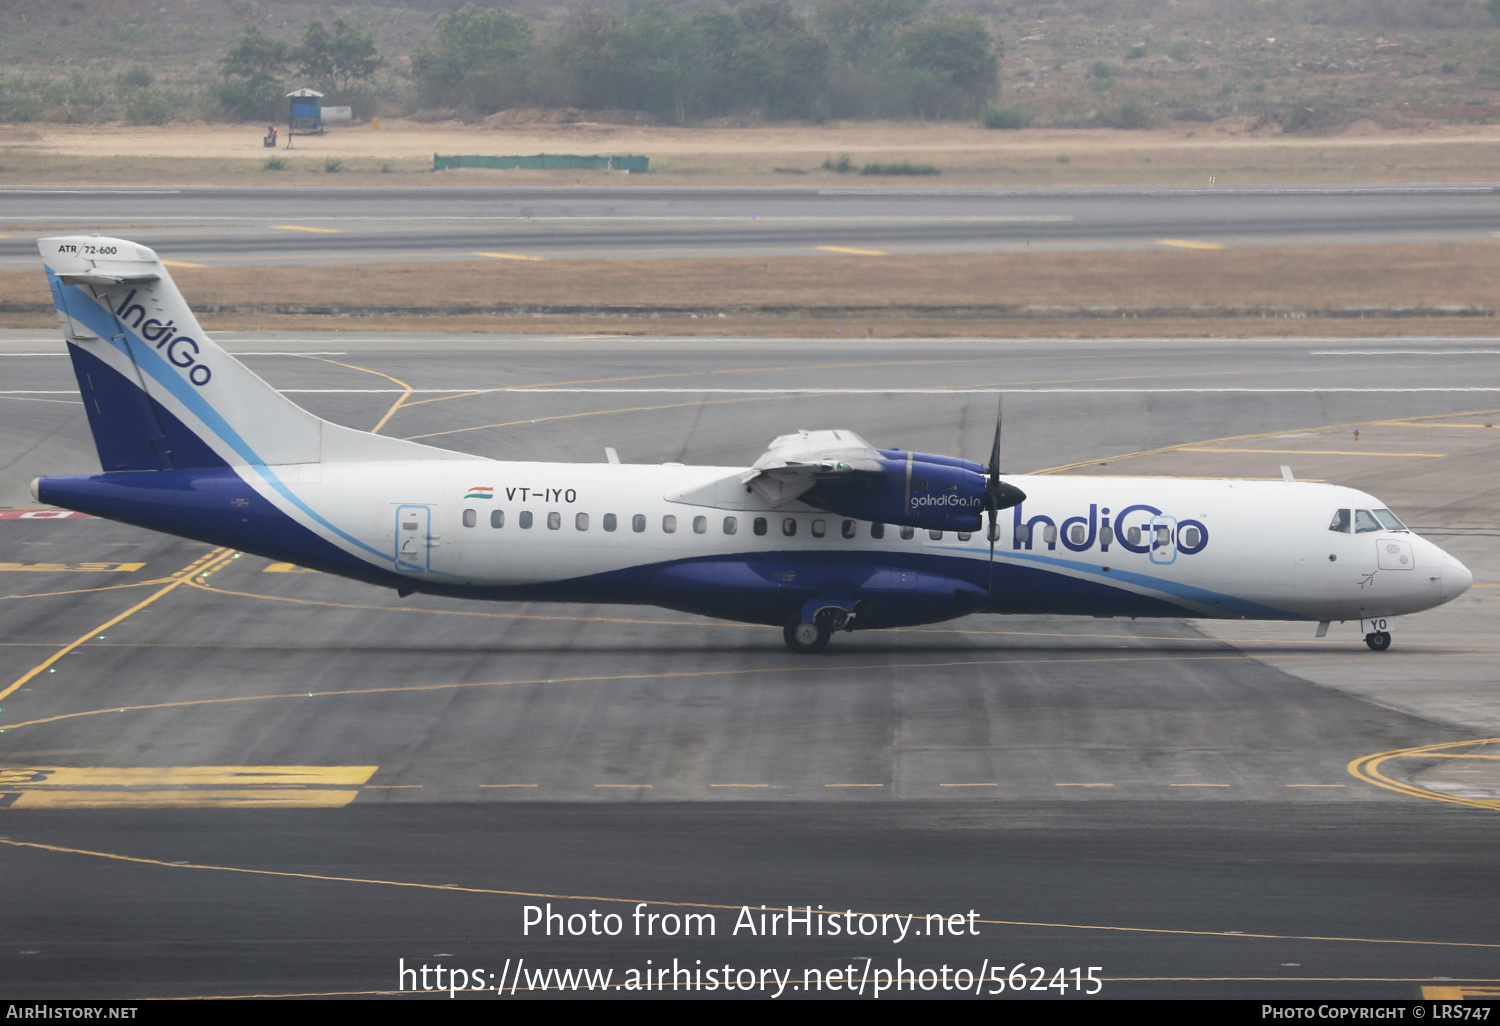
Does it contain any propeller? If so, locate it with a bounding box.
[981,394,1027,589]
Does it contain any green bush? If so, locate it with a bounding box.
[117,66,154,90]
[981,103,1031,129]
[860,161,939,176]
[323,156,345,173]
[821,153,854,173]
[261,155,289,171]
[124,91,173,126]
[1125,44,1148,59]
[1111,98,1152,129]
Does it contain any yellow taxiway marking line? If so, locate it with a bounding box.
[362,784,422,788]
[1349,738,1500,811]
[709,783,768,788]
[1184,447,1447,457]
[1035,407,1500,475]
[595,783,652,788]
[1153,239,1226,250]
[479,784,538,788]
[0,547,234,704]
[1424,985,1500,999]
[159,260,206,268]
[816,245,888,256]
[10,789,362,809]
[1056,782,1113,787]
[940,782,998,787]
[0,562,144,572]
[0,579,178,602]
[290,355,412,434]
[10,837,1496,954]
[263,562,318,573]
[4,651,1445,735]
[474,251,544,261]
[0,766,376,787]
[273,225,341,233]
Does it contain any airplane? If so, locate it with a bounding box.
[31,236,1473,653]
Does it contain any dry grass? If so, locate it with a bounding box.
[9,241,1500,337]
[6,120,1500,187]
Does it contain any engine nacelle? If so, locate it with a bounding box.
[802,451,987,532]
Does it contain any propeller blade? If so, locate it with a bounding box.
[988,394,1002,484]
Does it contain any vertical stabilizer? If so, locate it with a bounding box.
[42,236,324,470]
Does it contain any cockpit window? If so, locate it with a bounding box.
[1328,509,1351,534]
[1354,509,1381,534]
[1372,508,1407,532]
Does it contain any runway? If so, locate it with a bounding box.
[1,332,1498,998]
[2,184,1499,266]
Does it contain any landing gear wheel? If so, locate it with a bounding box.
[1365,631,1392,652]
[783,617,831,654]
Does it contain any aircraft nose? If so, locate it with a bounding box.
[1442,552,1474,601]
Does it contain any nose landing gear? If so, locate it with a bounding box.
[1365,630,1392,652]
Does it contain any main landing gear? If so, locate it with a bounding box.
[783,618,831,654]
[1365,630,1392,652]
[783,606,856,654]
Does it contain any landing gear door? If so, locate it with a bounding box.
[395,505,430,572]
[1148,515,1178,565]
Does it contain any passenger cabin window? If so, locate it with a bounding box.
[842,520,857,539]
[1354,509,1381,534]
[1015,524,1029,543]
[1069,524,1086,545]
[753,517,767,536]
[462,508,476,528]
[957,532,971,542]
[811,520,826,538]
[519,511,533,529]
[1043,524,1057,544]
[603,513,617,532]
[870,523,885,539]
[929,529,943,540]
[1329,509,1351,533]
[723,516,737,535]
[1127,526,1141,546]
[783,518,797,537]
[1181,526,1201,547]
[1373,508,1407,531]
[576,512,589,531]
[632,514,646,533]
[663,515,677,534]
[490,510,504,529]
[1099,525,1114,545]
[900,526,915,540]
[547,512,561,530]
[693,516,707,534]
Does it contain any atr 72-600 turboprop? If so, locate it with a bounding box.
[32,237,1472,652]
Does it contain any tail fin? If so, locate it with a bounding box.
[41,236,434,472]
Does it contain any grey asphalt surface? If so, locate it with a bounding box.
[0,332,1497,998]
[2,184,1499,265]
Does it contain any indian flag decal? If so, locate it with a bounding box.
[464,486,494,500]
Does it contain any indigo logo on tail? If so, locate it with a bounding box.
[112,289,212,387]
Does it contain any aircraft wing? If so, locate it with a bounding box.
[742,429,885,506]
